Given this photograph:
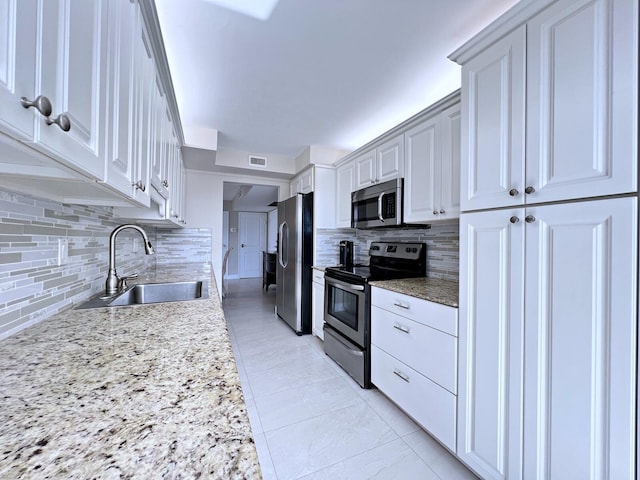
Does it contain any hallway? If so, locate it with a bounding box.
[223,279,476,480]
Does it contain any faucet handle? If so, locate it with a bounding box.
[118,273,139,291]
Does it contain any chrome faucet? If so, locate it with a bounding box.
[105,224,155,296]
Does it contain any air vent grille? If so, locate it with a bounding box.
[248,155,267,168]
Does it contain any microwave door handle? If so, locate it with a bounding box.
[378,193,385,222]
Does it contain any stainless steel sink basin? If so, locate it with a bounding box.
[77,280,209,309]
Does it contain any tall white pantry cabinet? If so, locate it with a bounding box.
[449,0,638,479]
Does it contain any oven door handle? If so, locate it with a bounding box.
[377,192,385,222]
[326,277,365,291]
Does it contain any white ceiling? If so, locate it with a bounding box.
[223,182,279,212]
[155,0,519,162]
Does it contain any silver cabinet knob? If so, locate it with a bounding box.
[509,216,519,224]
[433,210,439,215]
[439,209,445,214]
[162,179,169,188]
[132,180,146,192]
[525,186,535,194]
[509,188,519,197]
[525,215,536,223]
[20,95,53,117]
[45,113,71,132]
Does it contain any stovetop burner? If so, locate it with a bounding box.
[325,241,427,283]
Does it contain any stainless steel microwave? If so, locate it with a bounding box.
[351,178,403,229]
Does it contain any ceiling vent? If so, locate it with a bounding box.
[248,155,267,168]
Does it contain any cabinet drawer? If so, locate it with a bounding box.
[312,269,325,284]
[371,345,456,451]
[371,305,457,394]
[371,287,458,336]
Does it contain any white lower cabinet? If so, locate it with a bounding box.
[311,269,325,340]
[458,197,638,480]
[371,286,458,452]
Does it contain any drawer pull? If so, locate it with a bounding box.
[393,302,409,310]
[393,369,410,383]
[393,324,410,334]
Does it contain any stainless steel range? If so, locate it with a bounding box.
[323,241,427,388]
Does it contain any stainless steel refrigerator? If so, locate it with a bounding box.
[276,192,313,334]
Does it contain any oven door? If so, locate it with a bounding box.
[324,275,368,347]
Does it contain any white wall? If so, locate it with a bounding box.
[215,147,296,176]
[185,169,290,294]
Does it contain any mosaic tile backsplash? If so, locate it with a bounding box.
[0,189,211,339]
[315,223,459,282]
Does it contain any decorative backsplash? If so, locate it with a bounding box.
[315,223,459,282]
[0,189,211,339]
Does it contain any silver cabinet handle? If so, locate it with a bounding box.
[525,186,535,194]
[393,324,410,334]
[132,180,146,192]
[393,369,410,383]
[509,216,519,224]
[393,302,409,309]
[45,112,71,132]
[509,188,519,197]
[20,95,52,117]
[525,215,536,223]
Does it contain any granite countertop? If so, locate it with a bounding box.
[0,263,261,479]
[369,277,459,308]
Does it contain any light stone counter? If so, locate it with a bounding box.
[0,263,261,479]
[369,277,459,308]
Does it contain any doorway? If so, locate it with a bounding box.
[238,212,266,278]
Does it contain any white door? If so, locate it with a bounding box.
[523,197,637,479]
[460,25,526,211]
[335,161,355,228]
[238,212,266,278]
[438,102,461,220]
[0,0,38,140]
[525,0,637,204]
[37,0,105,180]
[376,133,404,183]
[354,149,376,189]
[458,208,525,480]
[403,114,439,223]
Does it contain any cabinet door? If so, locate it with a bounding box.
[376,133,404,183]
[458,209,525,480]
[311,275,325,340]
[335,161,354,228]
[403,115,439,223]
[37,0,105,180]
[526,0,637,204]
[354,149,376,190]
[104,0,137,199]
[523,198,637,480]
[439,103,461,220]
[460,26,526,211]
[0,0,38,140]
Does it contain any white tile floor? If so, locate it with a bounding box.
[223,278,478,480]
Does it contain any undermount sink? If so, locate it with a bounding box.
[77,280,209,309]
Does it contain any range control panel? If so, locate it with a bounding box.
[369,242,425,260]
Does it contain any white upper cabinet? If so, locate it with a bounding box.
[35,0,106,180]
[455,0,637,211]
[0,0,38,141]
[376,133,404,184]
[404,100,461,223]
[104,0,139,201]
[458,26,526,211]
[335,160,355,228]
[354,133,404,190]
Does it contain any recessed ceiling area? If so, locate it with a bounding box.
[223,182,279,212]
[155,0,520,163]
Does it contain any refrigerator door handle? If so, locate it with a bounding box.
[278,221,288,268]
